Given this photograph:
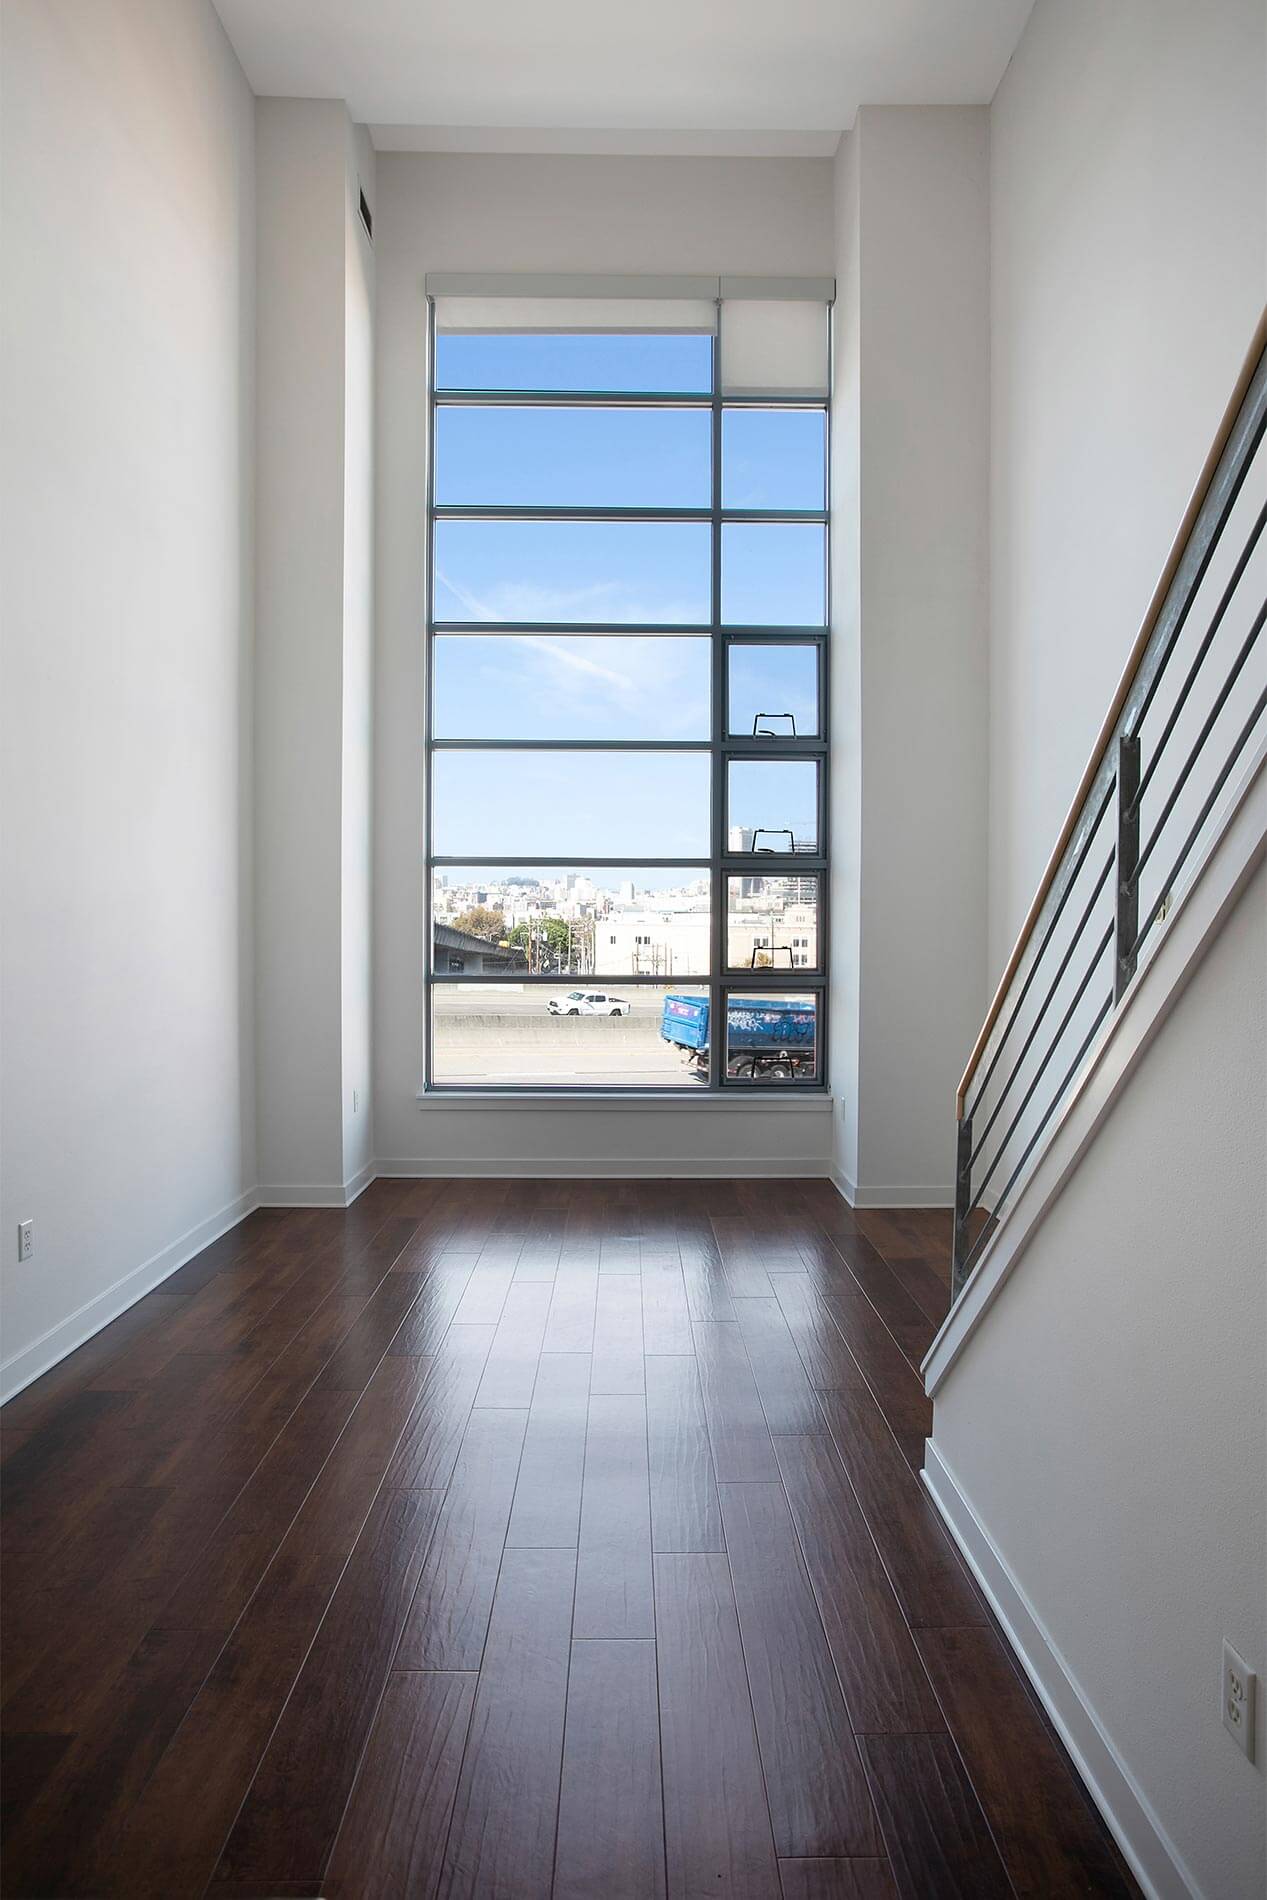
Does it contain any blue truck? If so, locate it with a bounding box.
[660,993,817,1080]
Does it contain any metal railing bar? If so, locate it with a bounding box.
[1123,411,1267,744]
[1130,678,1267,965]
[964,777,1116,1125]
[1128,499,1267,815]
[972,921,1114,1211]
[1131,595,1267,884]
[967,848,1115,1170]
[959,990,1115,1285]
[957,310,1267,1115]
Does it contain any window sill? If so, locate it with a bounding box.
[416,1089,834,1113]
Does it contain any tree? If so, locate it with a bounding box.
[507,916,573,969]
[452,905,505,942]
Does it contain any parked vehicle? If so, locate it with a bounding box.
[547,990,631,1017]
[660,992,816,1078]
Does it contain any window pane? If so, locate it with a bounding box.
[433,750,710,858]
[434,636,711,741]
[436,406,711,508]
[727,759,818,854]
[727,643,819,737]
[433,866,711,977]
[721,523,826,625]
[435,332,712,394]
[434,519,711,625]
[721,301,829,397]
[726,875,819,970]
[432,983,709,1088]
[724,992,820,1082]
[722,408,826,510]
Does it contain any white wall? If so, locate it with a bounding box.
[254,99,376,1198]
[372,153,837,1174]
[831,108,991,1203]
[930,860,1267,1900]
[0,0,256,1393]
[988,0,1267,974]
[342,125,376,1188]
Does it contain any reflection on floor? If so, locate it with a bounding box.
[0,1179,1138,1898]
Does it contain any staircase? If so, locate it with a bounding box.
[947,309,1267,1304]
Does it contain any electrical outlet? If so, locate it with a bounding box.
[18,1219,33,1263]
[1223,1640,1256,1761]
[353,1088,359,1114]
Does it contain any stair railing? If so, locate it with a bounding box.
[952,311,1267,1298]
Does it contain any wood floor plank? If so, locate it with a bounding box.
[472,1281,551,1408]
[211,1486,444,1891]
[655,1550,781,1899]
[152,1383,363,1636]
[383,1254,478,1360]
[773,1434,944,1735]
[2,1184,1135,1900]
[395,1405,528,1670]
[645,1353,725,1553]
[542,1258,600,1351]
[323,1671,476,1900]
[815,1283,932,1466]
[778,1861,898,1900]
[0,1732,73,1837]
[97,1523,380,1894]
[505,1350,590,1549]
[384,1323,495,1491]
[719,1482,878,1858]
[437,1547,575,1899]
[1,1626,222,1896]
[574,1393,654,1638]
[823,1233,938,1367]
[640,1261,694,1354]
[449,1257,517,1326]
[590,1272,645,1395]
[814,1386,985,1630]
[554,1638,666,1900]
[733,1296,827,1435]
[914,1624,1135,1895]
[860,1734,1012,1900]
[692,1319,780,1482]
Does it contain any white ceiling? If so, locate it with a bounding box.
[211,0,1034,154]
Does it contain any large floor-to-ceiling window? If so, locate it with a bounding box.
[425,275,831,1090]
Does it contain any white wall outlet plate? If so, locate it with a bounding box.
[1223,1639,1256,1761]
[18,1219,33,1262]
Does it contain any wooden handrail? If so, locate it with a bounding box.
[957,305,1267,1117]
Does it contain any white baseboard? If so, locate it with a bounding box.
[0,1185,260,1405]
[923,1441,1199,1900]
[256,1165,376,1208]
[376,1156,833,1179]
[831,1166,953,1209]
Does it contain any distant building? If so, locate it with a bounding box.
[433,923,528,976]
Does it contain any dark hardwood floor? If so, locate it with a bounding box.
[0,1178,1138,1898]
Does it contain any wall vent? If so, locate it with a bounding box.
[358,187,373,241]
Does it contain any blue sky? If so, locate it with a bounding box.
[432,333,825,866]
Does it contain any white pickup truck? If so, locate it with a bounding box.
[546,990,631,1017]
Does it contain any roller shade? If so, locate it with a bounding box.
[427,272,834,397]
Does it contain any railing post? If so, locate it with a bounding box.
[1115,733,1141,1002]
[951,1112,973,1299]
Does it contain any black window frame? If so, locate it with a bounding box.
[424,298,831,1094]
